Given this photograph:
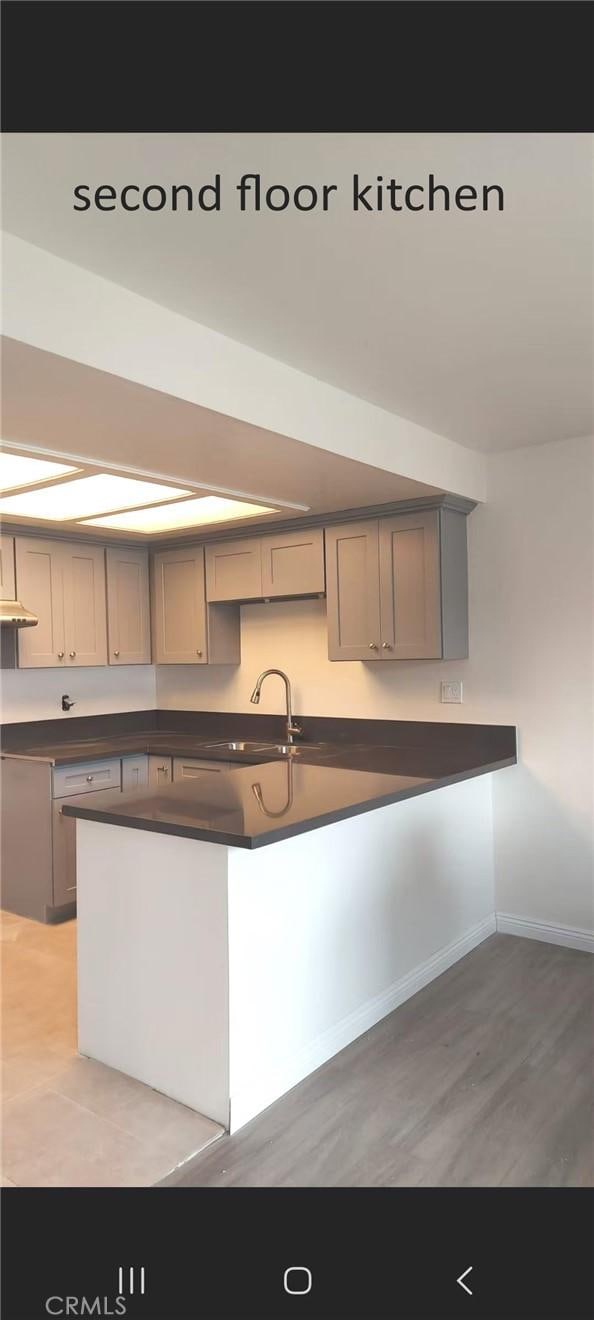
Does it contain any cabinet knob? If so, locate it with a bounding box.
[382,642,393,650]
[368,642,378,650]
[114,650,120,657]
[69,651,76,658]
[86,775,94,782]
[57,651,64,659]
[196,649,203,657]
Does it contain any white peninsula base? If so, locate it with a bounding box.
[76,774,495,1133]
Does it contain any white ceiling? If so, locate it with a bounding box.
[0,338,441,541]
[2,133,593,451]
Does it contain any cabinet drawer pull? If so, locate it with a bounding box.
[86,775,94,782]
[196,649,203,657]
[57,651,65,659]
[114,650,120,657]
[382,642,393,650]
[69,651,76,658]
[368,642,378,650]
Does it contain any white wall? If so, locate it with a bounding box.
[0,665,156,724]
[2,234,486,501]
[157,434,594,935]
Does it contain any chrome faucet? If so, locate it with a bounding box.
[249,668,302,744]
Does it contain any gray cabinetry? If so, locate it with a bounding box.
[51,800,77,908]
[15,537,107,668]
[106,547,151,665]
[206,528,325,602]
[148,754,173,787]
[0,534,16,599]
[152,546,240,665]
[378,511,441,659]
[1,754,122,922]
[260,527,325,598]
[122,755,149,790]
[326,509,468,661]
[205,537,262,602]
[173,755,232,780]
[325,520,382,661]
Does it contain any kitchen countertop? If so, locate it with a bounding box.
[2,712,517,849]
[58,746,515,848]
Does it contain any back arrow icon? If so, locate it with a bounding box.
[457,1266,473,1296]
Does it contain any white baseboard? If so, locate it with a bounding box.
[496,912,594,954]
[230,912,496,1133]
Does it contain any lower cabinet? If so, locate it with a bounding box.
[122,755,149,791]
[51,801,77,908]
[148,755,173,787]
[1,755,124,923]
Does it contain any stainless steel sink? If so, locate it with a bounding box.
[201,740,327,757]
[200,740,270,753]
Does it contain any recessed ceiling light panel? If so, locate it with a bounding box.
[0,452,80,492]
[84,495,277,533]
[0,474,192,521]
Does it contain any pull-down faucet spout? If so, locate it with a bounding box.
[249,669,302,744]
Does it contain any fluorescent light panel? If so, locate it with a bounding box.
[0,473,192,521]
[84,495,277,533]
[0,452,80,492]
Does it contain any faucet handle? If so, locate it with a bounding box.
[288,721,303,738]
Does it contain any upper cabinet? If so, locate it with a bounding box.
[325,521,382,661]
[62,543,108,667]
[105,547,151,665]
[15,537,107,669]
[261,528,325,598]
[0,535,16,599]
[205,537,263,603]
[152,546,240,665]
[206,527,325,603]
[326,509,468,661]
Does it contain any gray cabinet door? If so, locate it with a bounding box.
[260,528,325,598]
[205,537,262,602]
[0,535,16,599]
[15,537,67,668]
[106,547,151,664]
[378,511,441,659]
[325,521,382,661]
[152,547,207,664]
[122,756,149,791]
[148,755,173,787]
[63,543,108,667]
[52,801,77,906]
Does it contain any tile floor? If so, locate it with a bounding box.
[1,910,223,1186]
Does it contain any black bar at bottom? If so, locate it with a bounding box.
[2,1187,593,1319]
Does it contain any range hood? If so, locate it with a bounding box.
[0,599,39,627]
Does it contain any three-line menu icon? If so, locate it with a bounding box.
[118,1266,146,1296]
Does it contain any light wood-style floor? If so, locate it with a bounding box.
[1,911,222,1187]
[169,934,594,1189]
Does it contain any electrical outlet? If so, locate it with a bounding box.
[441,680,463,704]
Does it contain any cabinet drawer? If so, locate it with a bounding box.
[52,758,122,798]
[173,756,228,781]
